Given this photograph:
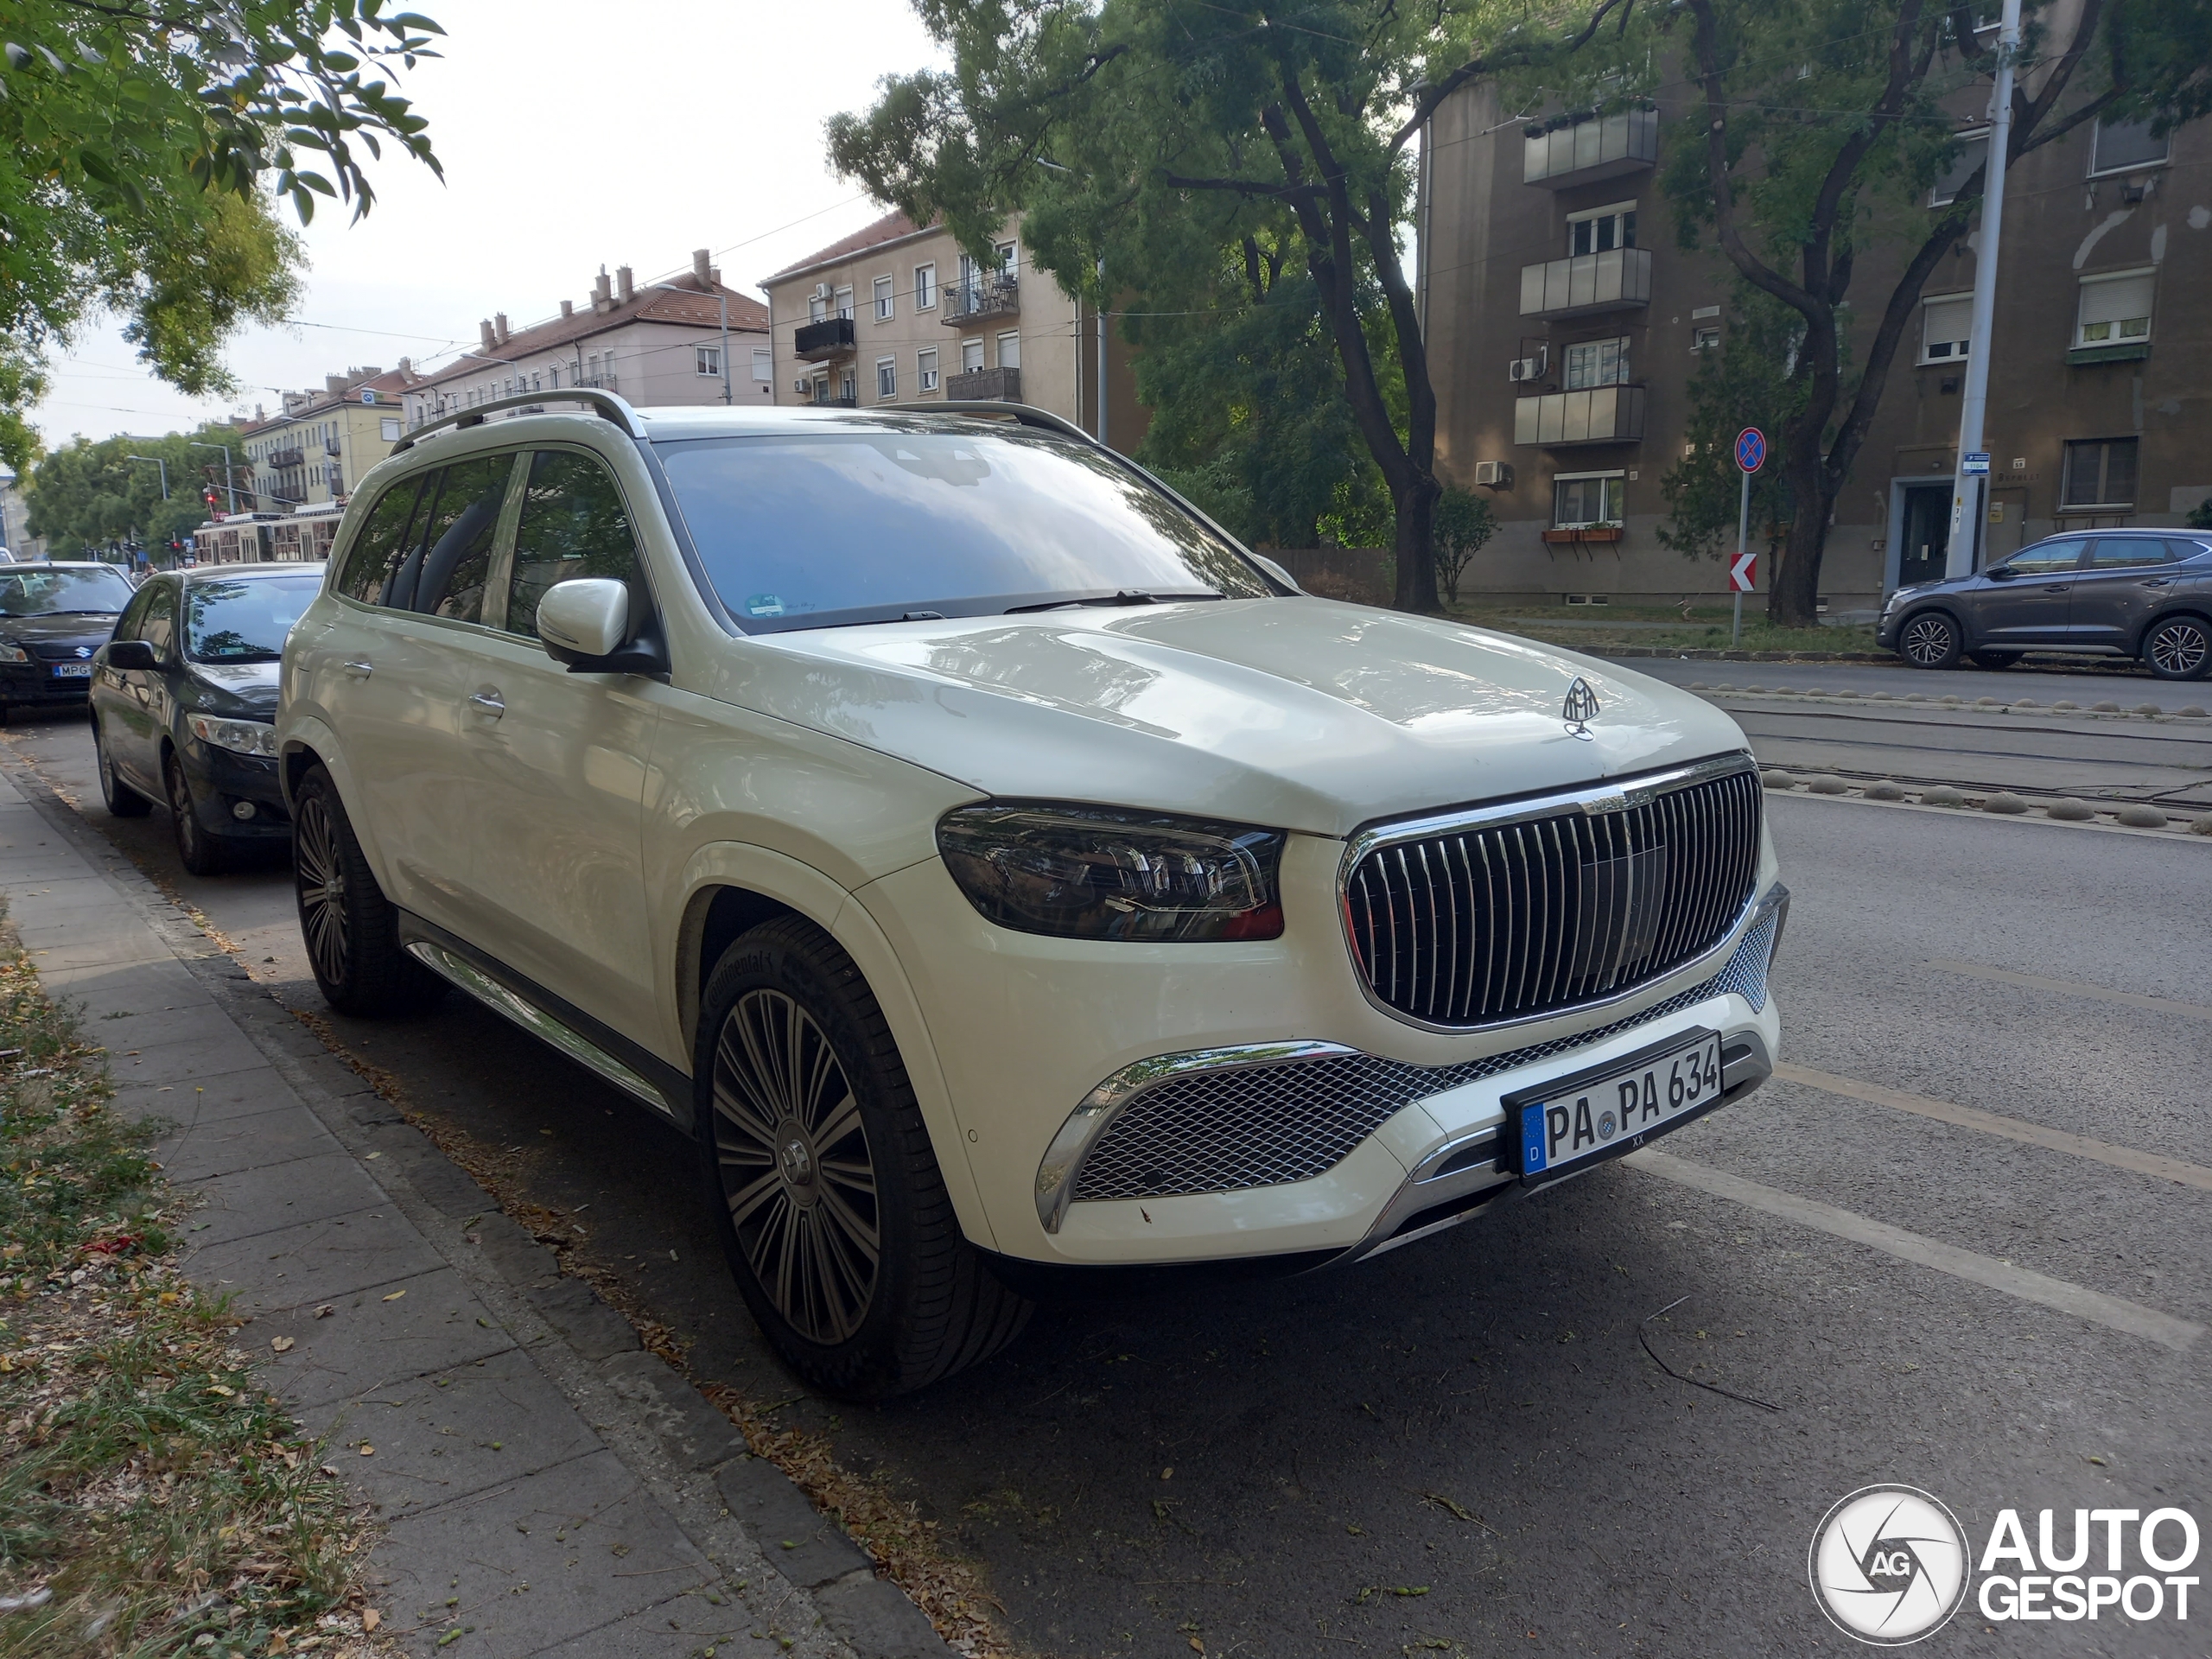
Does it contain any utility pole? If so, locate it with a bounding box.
[1096,257,1109,450]
[1943,0,2022,579]
[127,454,170,499]
[190,441,238,515]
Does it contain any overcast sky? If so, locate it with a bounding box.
[33,0,945,447]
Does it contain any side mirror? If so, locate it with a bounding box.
[105,639,158,671]
[537,577,629,660]
[1985,565,2016,580]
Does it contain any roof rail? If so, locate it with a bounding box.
[391,388,644,453]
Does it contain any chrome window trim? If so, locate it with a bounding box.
[1032,1040,1356,1234]
[1335,751,1762,1037]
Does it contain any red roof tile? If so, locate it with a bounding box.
[762,210,933,284]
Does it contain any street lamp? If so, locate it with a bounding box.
[645,282,732,405]
[189,442,238,515]
[126,454,170,499]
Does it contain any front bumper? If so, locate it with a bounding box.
[181,739,291,836]
[0,663,96,705]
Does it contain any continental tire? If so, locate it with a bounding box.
[291,765,446,1016]
[696,916,1030,1400]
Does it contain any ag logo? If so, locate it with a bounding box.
[1809,1484,1970,1645]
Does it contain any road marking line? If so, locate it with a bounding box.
[1624,1148,2205,1353]
[1772,1062,2212,1193]
[1929,958,2212,1023]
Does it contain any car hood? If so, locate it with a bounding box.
[186,660,280,715]
[0,612,120,648]
[712,598,1751,837]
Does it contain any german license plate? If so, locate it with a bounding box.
[1511,1029,1722,1182]
[50,662,92,678]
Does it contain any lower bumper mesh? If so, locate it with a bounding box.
[1070,900,1783,1205]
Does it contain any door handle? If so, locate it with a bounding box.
[2039,583,2070,592]
[467,690,505,719]
[341,660,373,679]
[2140,578,2174,588]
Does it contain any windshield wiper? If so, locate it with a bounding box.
[1004,589,1224,613]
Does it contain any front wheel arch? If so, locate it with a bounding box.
[1897,607,1964,668]
[2139,610,2212,679]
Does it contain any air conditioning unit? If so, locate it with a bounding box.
[813,283,832,301]
[1474,461,1514,488]
[1508,347,1548,383]
[793,378,810,394]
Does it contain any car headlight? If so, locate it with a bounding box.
[187,714,277,757]
[0,642,27,664]
[936,803,1286,942]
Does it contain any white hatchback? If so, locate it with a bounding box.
[277,393,1785,1398]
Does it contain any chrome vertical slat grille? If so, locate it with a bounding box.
[1344,759,1763,1030]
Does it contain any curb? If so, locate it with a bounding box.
[1758,769,2212,837]
[0,766,952,1659]
[1686,682,2211,723]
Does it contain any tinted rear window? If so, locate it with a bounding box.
[184,575,324,663]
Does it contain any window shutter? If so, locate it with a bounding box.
[1922,296,1973,357]
[2078,273,2153,334]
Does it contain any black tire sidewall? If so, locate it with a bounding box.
[694,922,939,1400]
[165,753,222,874]
[1901,611,1961,670]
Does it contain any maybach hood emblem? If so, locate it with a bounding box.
[1562,676,1601,728]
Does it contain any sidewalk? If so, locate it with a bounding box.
[0,767,950,1659]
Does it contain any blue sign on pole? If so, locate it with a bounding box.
[1734,428,1767,474]
[1963,452,1990,475]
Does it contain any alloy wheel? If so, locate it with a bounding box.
[2147,618,2209,678]
[710,988,881,1346]
[293,791,352,988]
[1902,615,1955,667]
[166,759,206,865]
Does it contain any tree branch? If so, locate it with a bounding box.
[1388,0,1637,156]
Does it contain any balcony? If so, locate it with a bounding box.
[946,366,1022,402]
[793,317,857,361]
[943,274,1020,326]
[270,447,304,469]
[1514,385,1647,447]
[1523,108,1660,188]
[1520,248,1653,319]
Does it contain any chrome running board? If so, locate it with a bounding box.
[404,941,680,1121]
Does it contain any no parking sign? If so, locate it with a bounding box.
[1735,427,1767,474]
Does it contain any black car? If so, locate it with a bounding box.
[90,564,324,874]
[0,563,140,718]
[1876,529,2212,678]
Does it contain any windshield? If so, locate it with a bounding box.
[653,420,1273,632]
[184,575,322,663]
[0,567,136,617]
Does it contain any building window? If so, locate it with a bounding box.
[2075,270,2153,346]
[550,365,561,389]
[874,276,894,321]
[752,347,772,383]
[1561,336,1630,388]
[809,292,828,323]
[1692,326,1720,352]
[835,285,855,321]
[1930,130,1989,206]
[1554,472,1626,528]
[918,347,939,392]
[995,240,1018,277]
[915,264,937,310]
[2062,439,2139,508]
[996,331,1021,371]
[877,357,897,399]
[379,416,401,442]
[1920,293,1974,362]
[962,337,985,372]
[2090,115,2169,176]
[1567,201,1637,256]
[696,346,722,377]
[839,370,856,402]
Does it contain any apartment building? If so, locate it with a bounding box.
[1419,85,2210,609]
[759,211,1143,445]
[238,363,426,509]
[401,251,771,432]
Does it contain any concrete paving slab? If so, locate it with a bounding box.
[188,1205,443,1313]
[527,1592,777,1658]
[20,931,178,969]
[369,1448,715,1658]
[37,957,209,1019]
[526,1277,639,1361]
[293,1345,605,1522]
[158,1099,347,1182]
[80,1001,238,1053]
[596,1351,746,1471]
[712,1456,869,1590]
[106,1026,276,1087]
[179,1150,395,1248]
[260,1264,516,1410]
[114,1063,305,1128]
[813,1572,954,1659]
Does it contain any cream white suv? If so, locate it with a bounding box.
[277,392,1786,1398]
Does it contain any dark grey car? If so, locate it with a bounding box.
[1875,529,2212,678]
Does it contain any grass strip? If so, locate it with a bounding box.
[0,912,393,1657]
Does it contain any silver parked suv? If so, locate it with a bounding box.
[277,392,1786,1398]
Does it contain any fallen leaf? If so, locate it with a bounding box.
[1160,1467,1173,1480]
[361,1609,381,1633]
[1189,1640,1205,1654]
[382,1290,406,1302]
[359,1444,375,1457]
[1389,1586,1431,1598]
[314,1304,334,1319]
[271,1336,295,1353]
[207,1383,234,1397]
[1423,1491,1476,1522]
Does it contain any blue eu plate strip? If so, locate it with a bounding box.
[1521,1103,1550,1174]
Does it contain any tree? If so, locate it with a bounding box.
[1656,286,1805,564]
[25,425,245,557]
[0,0,444,459]
[828,0,1632,613]
[1647,0,2210,625]
[1431,486,1495,607]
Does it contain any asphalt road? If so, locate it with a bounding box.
[4,706,2209,1658]
[1610,652,2183,705]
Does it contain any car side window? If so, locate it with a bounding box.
[2085,537,2176,569]
[338,475,428,606]
[410,454,512,625]
[113,584,156,642]
[139,582,177,662]
[505,449,646,641]
[1998,540,2083,576]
